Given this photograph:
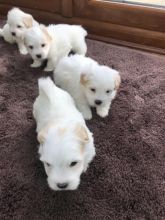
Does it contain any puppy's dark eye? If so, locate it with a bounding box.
[17,25,22,28]
[29,45,33,50]
[70,161,78,167]
[45,162,51,167]
[106,90,110,94]
[90,88,96,93]
[41,44,46,47]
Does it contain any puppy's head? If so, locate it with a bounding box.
[7,7,33,39]
[38,122,90,191]
[24,25,52,61]
[80,64,121,107]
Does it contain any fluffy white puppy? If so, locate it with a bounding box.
[54,55,121,120]
[33,77,95,190]
[24,24,87,71]
[0,7,38,54]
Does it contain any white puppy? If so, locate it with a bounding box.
[24,24,87,71]
[0,7,38,54]
[54,55,121,120]
[33,77,95,190]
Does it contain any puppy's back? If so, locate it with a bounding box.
[34,77,73,112]
[48,24,87,37]
[33,77,81,131]
[54,55,97,89]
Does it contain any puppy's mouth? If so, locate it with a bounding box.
[48,181,79,191]
[50,186,68,191]
[49,185,70,191]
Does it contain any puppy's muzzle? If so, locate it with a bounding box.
[95,100,102,105]
[57,182,68,189]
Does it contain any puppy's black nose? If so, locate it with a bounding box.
[57,183,68,189]
[68,50,75,56]
[11,32,16,36]
[95,100,102,105]
[36,54,42,59]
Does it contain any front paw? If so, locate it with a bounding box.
[97,107,109,118]
[44,66,54,72]
[30,62,41,68]
[83,110,92,120]
[19,48,28,55]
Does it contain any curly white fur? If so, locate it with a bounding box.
[24,24,87,71]
[33,77,95,190]
[0,7,38,55]
[54,55,121,120]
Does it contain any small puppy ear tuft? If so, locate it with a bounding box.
[75,123,89,143]
[80,73,89,86]
[115,73,121,90]
[40,25,52,42]
[37,129,47,144]
[37,122,56,143]
[23,15,33,28]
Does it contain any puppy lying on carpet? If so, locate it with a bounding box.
[24,24,87,71]
[54,55,121,120]
[33,77,95,190]
[0,7,38,55]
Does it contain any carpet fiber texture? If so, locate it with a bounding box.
[0,24,165,219]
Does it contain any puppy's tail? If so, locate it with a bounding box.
[79,26,87,37]
[38,77,58,104]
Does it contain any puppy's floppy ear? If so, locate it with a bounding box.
[114,72,121,90]
[37,128,47,144]
[37,122,55,144]
[40,25,52,42]
[23,15,33,28]
[75,123,89,143]
[80,73,90,86]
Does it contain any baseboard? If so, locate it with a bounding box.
[0,3,165,54]
[88,34,165,55]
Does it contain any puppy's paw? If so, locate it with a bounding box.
[44,66,54,72]
[83,110,92,120]
[19,48,28,55]
[9,40,15,44]
[30,61,41,68]
[7,38,15,44]
[96,107,109,118]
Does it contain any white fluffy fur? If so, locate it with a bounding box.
[54,55,121,120]
[0,7,38,54]
[33,77,95,190]
[24,24,87,71]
